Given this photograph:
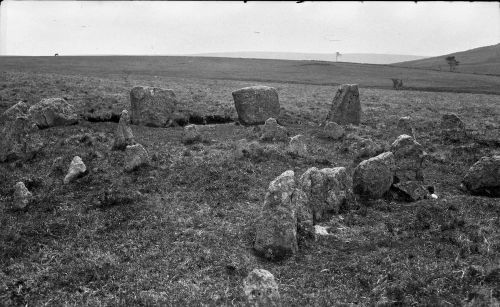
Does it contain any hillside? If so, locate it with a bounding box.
[394,43,500,75]
[191,52,428,65]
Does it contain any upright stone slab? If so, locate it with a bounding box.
[130,86,177,127]
[353,152,395,199]
[260,118,288,142]
[232,86,280,125]
[298,167,353,222]
[440,113,466,143]
[112,110,135,150]
[390,134,425,181]
[28,98,78,128]
[324,84,361,125]
[0,116,41,163]
[64,156,87,184]
[288,134,307,157]
[462,155,500,197]
[254,170,298,261]
[243,269,282,307]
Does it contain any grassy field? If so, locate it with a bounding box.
[1,57,500,306]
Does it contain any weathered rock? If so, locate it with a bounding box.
[391,181,430,202]
[254,170,298,260]
[63,156,87,184]
[298,167,353,222]
[243,269,281,307]
[0,116,42,163]
[353,152,395,199]
[182,124,202,144]
[440,113,466,143]
[130,86,177,127]
[324,84,361,125]
[232,86,280,125]
[320,121,345,140]
[112,110,135,150]
[349,137,385,161]
[397,116,416,139]
[390,134,426,181]
[124,144,149,172]
[288,134,307,157]
[13,182,32,209]
[462,155,500,197]
[1,101,29,123]
[260,118,288,142]
[28,98,78,128]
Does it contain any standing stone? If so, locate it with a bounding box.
[13,182,33,209]
[0,116,42,163]
[390,134,426,181]
[462,155,500,197]
[324,84,361,125]
[353,152,395,199]
[440,113,466,143]
[260,118,288,142]
[124,144,149,172]
[397,116,416,139]
[182,124,202,144]
[130,86,177,127]
[28,98,78,128]
[0,101,29,123]
[298,167,353,223]
[243,269,282,307]
[320,121,345,140]
[288,134,307,156]
[254,170,298,260]
[63,156,87,184]
[112,110,135,150]
[232,86,280,125]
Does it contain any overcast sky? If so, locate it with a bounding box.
[0,1,498,56]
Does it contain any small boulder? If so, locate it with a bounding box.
[324,84,361,125]
[260,118,288,142]
[28,98,78,128]
[232,86,280,125]
[390,134,426,181]
[13,182,33,209]
[349,137,385,161]
[112,110,135,150]
[63,156,87,184]
[320,121,345,140]
[130,86,177,127]
[391,181,431,202]
[124,144,149,172]
[462,155,500,197]
[288,134,307,157]
[353,152,395,199]
[298,167,353,222]
[397,116,416,139]
[440,113,466,143]
[1,101,29,123]
[254,170,298,260]
[243,269,281,307]
[0,116,42,163]
[182,124,202,144]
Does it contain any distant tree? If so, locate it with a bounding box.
[391,78,403,90]
[54,53,59,56]
[336,52,341,62]
[445,56,459,72]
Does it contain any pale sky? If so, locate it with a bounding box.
[0,1,498,56]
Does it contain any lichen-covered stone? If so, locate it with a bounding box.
[462,155,500,197]
[13,182,32,209]
[63,156,87,184]
[390,134,426,181]
[243,269,281,307]
[112,110,135,150]
[232,86,280,125]
[28,98,78,128]
[0,101,29,124]
[260,118,288,142]
[353,152,395,199]
[182,124,202,144]
[0,116,42,163]
[320,121,345,140]
[288,134,307,157]
[397,116,416,139]
[124,144,149,172]
[440,113,466,143]
[324,84,361,125]
[391,181,430,202]
[130,86,177,127]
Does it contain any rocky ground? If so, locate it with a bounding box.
[1,69,499,306]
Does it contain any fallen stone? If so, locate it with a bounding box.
[0,116,42,163]
[440,113,466,143]
[130,86,177,127]
[288,134,307,157]
[182,124,202,144]
[353,152,395,199]
[28,98,78,128]
[260,118,288,142]
[391,181,430,202]
[1,101,29,123]
[232,86,280,125]
[124,144,149,172]
[298,167,353,223]
[462,155,500,197]
[112,110,135,150]
[320,121,345,140]
[13,182,33,209]
[243,269,281,307]
[397,116,416,139]
[324,84,361,125]
[254,170,298,260]
[390,134,426,181]
[63,156,87,184]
